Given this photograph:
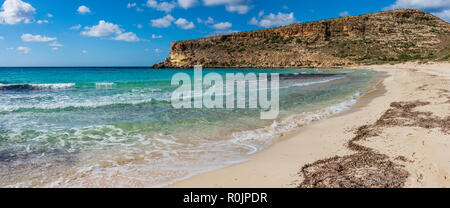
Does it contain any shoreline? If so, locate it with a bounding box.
[168,62,450,188]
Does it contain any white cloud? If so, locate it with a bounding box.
[178,0,199,9]
[127,3,144,12]
[36,19,49,24]
[175,18,195,29]
[70,24,82,30]
[51,47,59,51]
[212,21,232,30]
[225,4,250,14]
[82,20,142,42]
[202,0,251,14]
[82,50,87,54]
[282,5,289,10]
[202,0,242,6]
[82,20,122,37]
[152,34,163,39]
[155,48,161,53]
[151,15,195,29]
[258,10,264,17]
[146,0,176,13]
[197,16,214,24]
[49,42,63,47]
[0,0,36,25]
[249,12,296,28]
[136,24,143,29]
[384,0,450,10]
[433,9,450,21]
[112,32,141,42]
[0,36,4,40]
[47,13,53,18]
[16,46,31,54]
[77,5,91,14]
[339,11,349,17]
[21,33,56,42]
[151,14,175,28]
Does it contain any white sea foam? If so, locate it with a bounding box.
[31,83,76,89]
[95,82,114,86]
[95,82,115,88]
[0,88,169,112]
[0,83,75,89]
[229,92,360,154]
[290,76,344,87]
[151,93,363,187]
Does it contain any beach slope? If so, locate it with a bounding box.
[169,62,450,188]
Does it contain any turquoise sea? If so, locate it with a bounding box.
[0,67,376,187]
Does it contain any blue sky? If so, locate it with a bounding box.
[0,0,449,66]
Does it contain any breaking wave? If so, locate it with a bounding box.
[0,83,76,91]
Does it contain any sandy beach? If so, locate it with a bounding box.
[169,62,450,188]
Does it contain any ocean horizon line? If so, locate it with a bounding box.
[0,66,155,68]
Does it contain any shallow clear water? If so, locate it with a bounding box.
[0,67,376,187]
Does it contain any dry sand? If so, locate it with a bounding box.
[168,62,450,188]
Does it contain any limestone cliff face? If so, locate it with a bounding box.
[153,9,450,68]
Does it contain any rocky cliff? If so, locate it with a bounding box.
[153,9,450,68]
